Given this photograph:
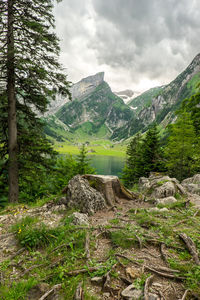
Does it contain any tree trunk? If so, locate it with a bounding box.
[7,0,19,202]
[83,174,138,206]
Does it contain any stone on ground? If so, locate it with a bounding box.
[62,175,106,215]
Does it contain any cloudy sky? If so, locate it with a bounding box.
[54,0,200,93]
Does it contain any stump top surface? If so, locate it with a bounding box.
[85,174,119,182]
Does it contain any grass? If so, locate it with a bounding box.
[1,192,200,298]
[54,140,126,157]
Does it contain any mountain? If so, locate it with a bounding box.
[44,53,200,142]
[114,89,136,103]
[53,73,137,141]
[132,53,200,129]
[128,86,164,114]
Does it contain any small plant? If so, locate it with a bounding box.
[109,218,120,225]
[0,278,37,300]
[110,230,137,248]
[133,273,151,290]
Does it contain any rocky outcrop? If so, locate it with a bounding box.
[139,173,186,204]
[182,174,200,195]
[62,175,106,215]
[72,72,105,100]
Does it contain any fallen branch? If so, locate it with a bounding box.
[103,263,117,290]
[85,232,90,261]
[38,284,62,300]
[179,233,200,265]
[135,234,142,249]
[160,243,168,264]
[20,262,47,277]
[66,267,100,276]
[9,247,26,260]
[193,209,200,217]
[174,220,187,227]
[144,265,185,280]
[144,275,154,300]
[74,282,83,300]
[180,289,190,300]
[115,254,141,266]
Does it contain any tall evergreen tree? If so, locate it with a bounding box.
[122,134,143,187]
[142,123,164,176]
[165,111,198,180]
[0,0,71,202]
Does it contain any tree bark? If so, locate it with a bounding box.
[7,0,19,202]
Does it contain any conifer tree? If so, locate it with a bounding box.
[165,111,198,180]
[142,123,164,176]
[0,0,71,202]
[122,134,143,187]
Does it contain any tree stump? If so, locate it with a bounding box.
[83,174,137,207]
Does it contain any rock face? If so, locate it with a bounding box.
[62,175,106,215]
[182,174,200,195]
[139,173,186,203]
[72,72,105,100]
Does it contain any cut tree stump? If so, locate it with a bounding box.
[83,174,137,206]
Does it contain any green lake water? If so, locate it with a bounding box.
[89,155,125,176]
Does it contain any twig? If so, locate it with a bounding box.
[74,282,83,300]
[174,220,187,227]
[66,267,100,276]
[20,262,47,277]
[193,209,200,217]
[142,249,161,258]
[144,275,154,300]
[103,263,117,289]
[179,233,200,265]
[135,234,142,249]
[144,265,185,280]
[85,232,90,261]
[48,242,73,255]
[160,243,168,264]
[115,254,141,266]
[9,247,26,260]
[180,289,189,300]
[38,284,62,300]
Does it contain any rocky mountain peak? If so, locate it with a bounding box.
[72,72,105,100]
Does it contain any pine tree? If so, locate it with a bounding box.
[0,0,71,202]
[76,144,95,175]
[165,111,198,180]
[142,124,164,176]
[122,134,143,187]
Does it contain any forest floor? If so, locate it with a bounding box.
[0,194,200,300]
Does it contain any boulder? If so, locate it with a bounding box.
[121,284,143,299]
[156,196,177,205]
[182,174,200,195]
[71,212,89,226]
[139,173,186,200]
[62,175,106,215]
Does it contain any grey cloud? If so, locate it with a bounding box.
[54,0,200,91]
[90,0,200,83]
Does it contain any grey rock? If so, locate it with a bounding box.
[182,174,200,185]
[156,196,177,205]
[182,175,200,195]
[72,212,89,226]
[148,207,169,212]
[63,175,106,215]
[121,284,143,299]
[153,181,176,198]
[91,276,103,284]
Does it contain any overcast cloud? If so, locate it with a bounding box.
[54,0,200,92]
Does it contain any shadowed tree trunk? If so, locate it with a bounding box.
[7,0,19,202]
